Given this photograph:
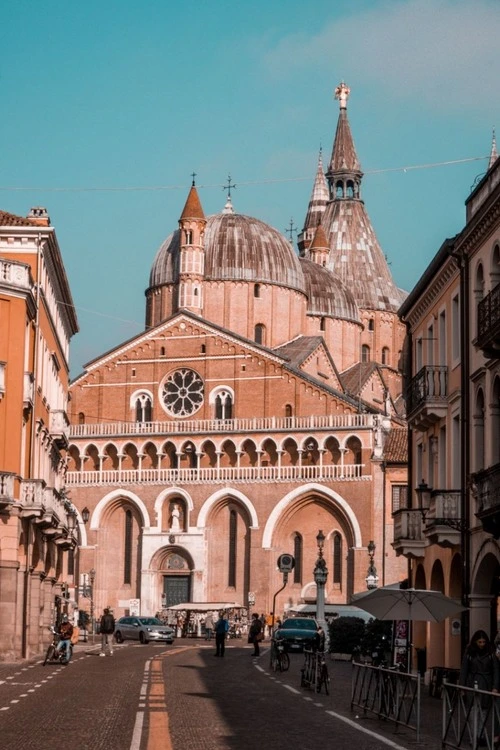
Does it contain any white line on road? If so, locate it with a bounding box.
[325,710,408,750]
[283,685,301,695]
[130,711,144,750]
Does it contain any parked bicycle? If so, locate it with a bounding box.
[300,648,330,694]
[43,627,73,666]
[270,637,290,672]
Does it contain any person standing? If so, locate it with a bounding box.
[205,612,214,641]
[214,611,229,657]
[249,612,263,657]
[460,629,500,746]
[99,607,115,657]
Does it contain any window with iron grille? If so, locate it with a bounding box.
[124,509,132,584]
[392,484,409,513]
[228,510,237,587]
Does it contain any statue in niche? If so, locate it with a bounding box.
[170,502,181,532]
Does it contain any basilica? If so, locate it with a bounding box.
[66,83,408,620]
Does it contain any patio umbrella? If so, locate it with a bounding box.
[350,587,466,622]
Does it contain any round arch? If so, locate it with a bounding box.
[153,487,194,531]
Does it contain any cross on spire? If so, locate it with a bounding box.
[285,218,297,243]
[191,172,197,187]
[223,174,236,198]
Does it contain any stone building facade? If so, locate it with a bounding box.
[66,84,408,621]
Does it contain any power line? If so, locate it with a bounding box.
[0,155,488,193]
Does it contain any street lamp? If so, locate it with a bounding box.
[89,568,96,644]
[365,540,379,590]
[313,530,328,644]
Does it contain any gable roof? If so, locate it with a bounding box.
[0,209,40,227]
[382,427,408,463]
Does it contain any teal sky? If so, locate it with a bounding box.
[2,0,499,376]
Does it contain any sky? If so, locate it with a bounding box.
[2,0,499,377]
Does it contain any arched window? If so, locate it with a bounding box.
[493,377,500,465]
[285,404,293,418]
[228,510,237,587]
[333,533,342,585]
[254,284,261,298]
[201,344,206,354]
[185,229,193,244]
[255,324,265,345]
[320,317,326,331]
[124,509,132,584]
[215,390,233,419]
[78,412,85,425]
[368,319,374,332]
[135,394,152,423]
[361,344,370,363]
[293,533,302,584]
[474,388,485,472]
[382,347,389,365]
[346,181,354,198]
[160,346,166,356]
[336,181,343,198]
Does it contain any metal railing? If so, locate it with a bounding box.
[477,283,500,343]
[406,365,448,415]
[442,681,500,749]
[351,662,421,741]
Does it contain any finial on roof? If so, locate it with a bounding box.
[284,218,297,245]
[191,171,197,187]
[335,81,350,110]
[222,174,236,213]
[489,128,498,169]
[223,196,234,214]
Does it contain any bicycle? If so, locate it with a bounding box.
[270,638,290,672]
[315,652,330,694]
[43,627,73,666]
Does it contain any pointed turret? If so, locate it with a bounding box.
[298,149,329,255]
[321,83,404,313]
[308,224,329,268]
[489,128,498,170]
[178,179,206,314]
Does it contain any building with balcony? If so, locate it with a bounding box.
[0,208,79,660]
[397,136,500,671]
[67,83,408,622]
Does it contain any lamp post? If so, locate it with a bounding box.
[313,530,328,647]
[89,568,96,644]
[365,540,379,590]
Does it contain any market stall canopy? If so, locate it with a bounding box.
[288,604,373,622]
[165,602,244,612]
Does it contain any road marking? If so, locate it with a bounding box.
[0,707,9,711]
[283,685,301,695]
[325,710,408,749]
[130,711,144,750]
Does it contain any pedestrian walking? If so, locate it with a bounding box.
[99,607,115,656]
[460,629,500,746]
[205,612,214,641]
[214,611,229,657]
[249,612,263,657]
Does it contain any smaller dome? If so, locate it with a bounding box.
[149,230,180,288]
[301,257,360,322]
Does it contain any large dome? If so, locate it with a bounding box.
[300,257,360,322]
[149,213,305,294]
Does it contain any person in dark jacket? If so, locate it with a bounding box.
[99,607,115,656]
[214,612,229,657]
[460,630,500,746]
[248,612,263,657]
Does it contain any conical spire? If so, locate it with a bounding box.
[489,128,498,169]
[326,82,362,189]
[321,83,404,313]
[298,149,329,255]
[180,182,205,221]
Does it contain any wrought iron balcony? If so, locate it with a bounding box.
[473,463,500,538]
[476,284,500,357]
[405,365,448,430]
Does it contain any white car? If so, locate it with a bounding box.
[114,616,175,644]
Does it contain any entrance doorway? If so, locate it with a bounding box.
[163,575,190,607]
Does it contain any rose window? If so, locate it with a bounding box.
[161,369,204,417]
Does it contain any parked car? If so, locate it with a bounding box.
[274,617,319,652]
[114,616,175,644]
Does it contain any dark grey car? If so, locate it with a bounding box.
[114,616,175,644]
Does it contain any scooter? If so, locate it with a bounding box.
[43,627,73,666]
